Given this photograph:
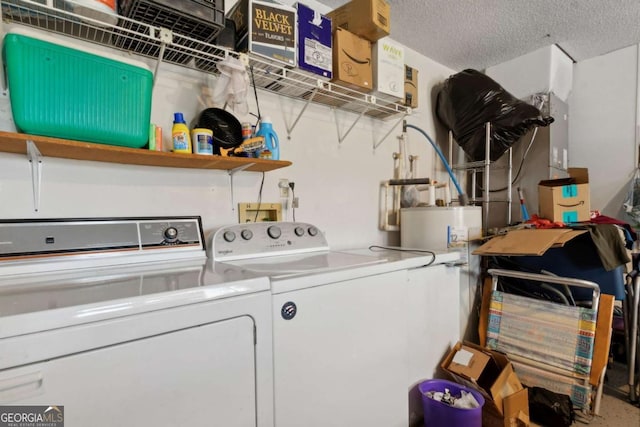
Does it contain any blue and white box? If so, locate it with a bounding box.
[296,3,332,79]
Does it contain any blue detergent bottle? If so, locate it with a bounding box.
[255,116,280,160]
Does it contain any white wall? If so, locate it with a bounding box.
[569,44,639,215]
[0,23,455,250]
[485,42,639,220]
[485,45,573,102]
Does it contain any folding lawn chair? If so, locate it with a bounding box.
[485,268,610,419]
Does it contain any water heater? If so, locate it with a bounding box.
[400,206,482,254]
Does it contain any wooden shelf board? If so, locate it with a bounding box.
[0,132,292,172]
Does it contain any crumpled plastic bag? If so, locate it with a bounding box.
[436,69,554,161]
[425,388,480,409]
[212,56,249,115]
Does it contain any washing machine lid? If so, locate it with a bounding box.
[217,250,386,279]
[210,222,391,275]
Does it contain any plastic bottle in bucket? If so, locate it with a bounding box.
[418,379,484,427]
[255,117,279,160]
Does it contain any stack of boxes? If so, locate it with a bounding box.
[224,0,418,110]
[327,0,389,93]
[326,0,417,110]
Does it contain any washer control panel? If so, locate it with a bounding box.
[210,222,328,261]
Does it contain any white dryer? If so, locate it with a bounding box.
[0,217,273,427]
[210,222,459,427]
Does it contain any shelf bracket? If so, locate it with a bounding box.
[26,139,43,212]
[152,28,172,87]
[373,115,407,150]
[285,87,318,139]
[227,163,255,211]
[334,108,368,144]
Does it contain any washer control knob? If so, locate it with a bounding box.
[267,226,282,239]
[294,226,305,237]
[241,229,253,240]
[164,227,178,241]
[223,231,236,242]
[307,226,318,237]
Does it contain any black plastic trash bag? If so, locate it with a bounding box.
[527,386,575,426]
[436,69,554,161]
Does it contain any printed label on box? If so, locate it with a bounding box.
[448,225,470,262]
[251,2,296,65]
[304,38,332,72]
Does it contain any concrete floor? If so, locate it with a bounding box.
[585,361,639,426]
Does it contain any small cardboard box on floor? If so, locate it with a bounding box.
[538,167,590,223]
[442,341,530,427]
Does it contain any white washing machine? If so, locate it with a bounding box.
[0,217,274,427]
[401,206,483,342]
[342,247,461,427]
[209,222,459,427]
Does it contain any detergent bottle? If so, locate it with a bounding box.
[255,117,279,160]
[172,112,192,153]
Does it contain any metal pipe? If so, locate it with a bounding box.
[488,268,601,309]
[484,122,491,232]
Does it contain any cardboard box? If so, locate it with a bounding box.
[326,0,390,42]
[228,0,297,67]
[404,64,418,108]
[538,167,590,223]
[296,3,332,79]
[330,28,372,92]
[371,37,404,102]
[472,228,587,256]
[227,0,249,40]
[442,341,530,427]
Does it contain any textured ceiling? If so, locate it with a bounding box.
[321,0,640,70]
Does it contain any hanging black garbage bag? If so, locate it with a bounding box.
[435,69,554,162]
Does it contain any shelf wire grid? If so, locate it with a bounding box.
[1,0,410,120]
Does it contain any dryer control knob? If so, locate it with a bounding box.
[294,226,305,236]
[241,229,253,240]
[308,226,318,237]
[223,231,236,242]
[267,226,282,239]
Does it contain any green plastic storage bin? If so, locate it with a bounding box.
[3,28,153,148]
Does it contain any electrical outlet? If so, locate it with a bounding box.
[278,179,289,198]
